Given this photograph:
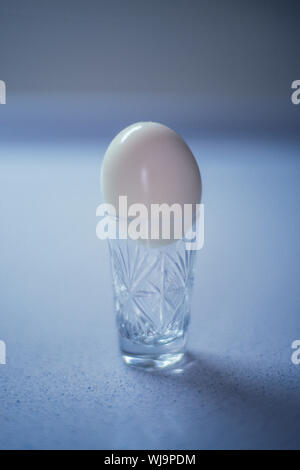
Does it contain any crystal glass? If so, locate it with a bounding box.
[108,231,197,369]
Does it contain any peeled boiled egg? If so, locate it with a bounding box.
[101,122,201,243]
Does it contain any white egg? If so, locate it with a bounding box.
[101,122,201,244]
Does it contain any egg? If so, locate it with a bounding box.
[101,122,201,243]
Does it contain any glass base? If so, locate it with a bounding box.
[120,334,186,369]
[122,352,185,369]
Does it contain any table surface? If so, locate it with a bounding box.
[1,137,300,449]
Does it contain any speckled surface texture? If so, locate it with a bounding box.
[1,139,300,449]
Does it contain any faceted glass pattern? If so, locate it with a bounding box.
[108,237,196,366]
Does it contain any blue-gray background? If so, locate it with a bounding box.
[0,0,300,450]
